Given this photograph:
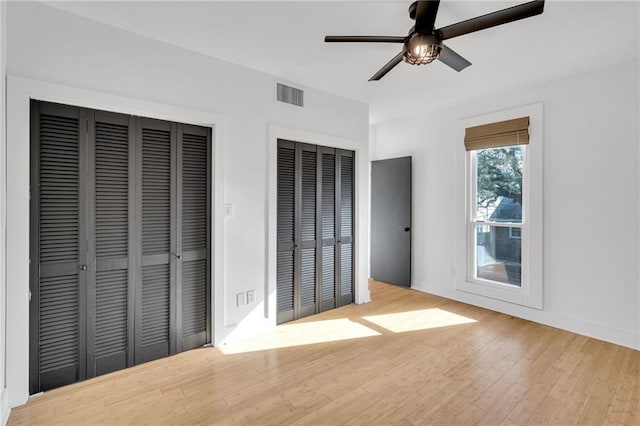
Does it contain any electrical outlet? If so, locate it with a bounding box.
[236,292,246,307]
[246,290,255,304]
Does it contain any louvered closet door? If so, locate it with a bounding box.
[136,118,177,363]
[298,144,318,318]
[319,147,337,312]
[178,124,211,351]
[276,140,354,323]
[87,110,135,377]
[29,102,88,393]
[277,140,296,324]
[31,101,212,393]
[337,151,354,306]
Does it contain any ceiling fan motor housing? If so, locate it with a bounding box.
[404,33,442,65]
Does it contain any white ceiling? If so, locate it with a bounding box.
[47,1,639,124]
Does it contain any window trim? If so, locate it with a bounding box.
[456,103,543,310]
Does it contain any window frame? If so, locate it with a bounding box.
[456,103,543,310]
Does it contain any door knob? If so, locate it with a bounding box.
[176,255,183,260]
[404,227,411,232]
[79,265,87,271]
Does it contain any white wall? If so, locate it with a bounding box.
[4,2,369,408]
[371,59,640,350]
[0,0,9,423]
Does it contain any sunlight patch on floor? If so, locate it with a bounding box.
[362,308,477,333]
[219,318,380,354]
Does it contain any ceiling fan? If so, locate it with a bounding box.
[325,0,545,81]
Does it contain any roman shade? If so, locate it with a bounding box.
[464,116,529,151]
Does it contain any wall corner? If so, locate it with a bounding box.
[0,388,9,425]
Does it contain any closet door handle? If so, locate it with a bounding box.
[176,255,182,260]
[79,265,87,271]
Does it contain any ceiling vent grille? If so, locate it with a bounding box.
[276,83,304,107]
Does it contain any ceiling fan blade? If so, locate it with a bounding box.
[325,36,406,43]
[369,51,404,81]
[437,0,544,40]
[438,44,471,72]
[415,0,440,33]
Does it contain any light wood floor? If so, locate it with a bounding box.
[9,281,640,425]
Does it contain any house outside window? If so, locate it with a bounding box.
[509,227,522,240]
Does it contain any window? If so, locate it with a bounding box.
[470,145,525,287]
[456,104,543,310]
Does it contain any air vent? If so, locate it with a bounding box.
[276,83,304,107]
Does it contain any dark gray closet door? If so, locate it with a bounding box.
[277,141,319,323]
[135,118,177,363]
[276,141,354,323]
[298,144,318,318]
[29,101,88,393]
[337,150,354,306]
[178,124,211,351]
[87,110,135,377]
[277,141,296,324]
[31,101,212,393]
[319,147,337,312]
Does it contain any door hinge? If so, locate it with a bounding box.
[29,290,32,302]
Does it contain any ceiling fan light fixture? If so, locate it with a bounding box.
[324,0,545,80]
[403,33,442,65]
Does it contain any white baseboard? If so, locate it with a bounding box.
[0,388,10,425]
[413,283,639,351]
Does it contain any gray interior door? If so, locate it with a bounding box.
[371,156,412,287]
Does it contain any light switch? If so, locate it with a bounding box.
[236,292,246,307]
[246,290,255,304]
[224,203,234,218]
